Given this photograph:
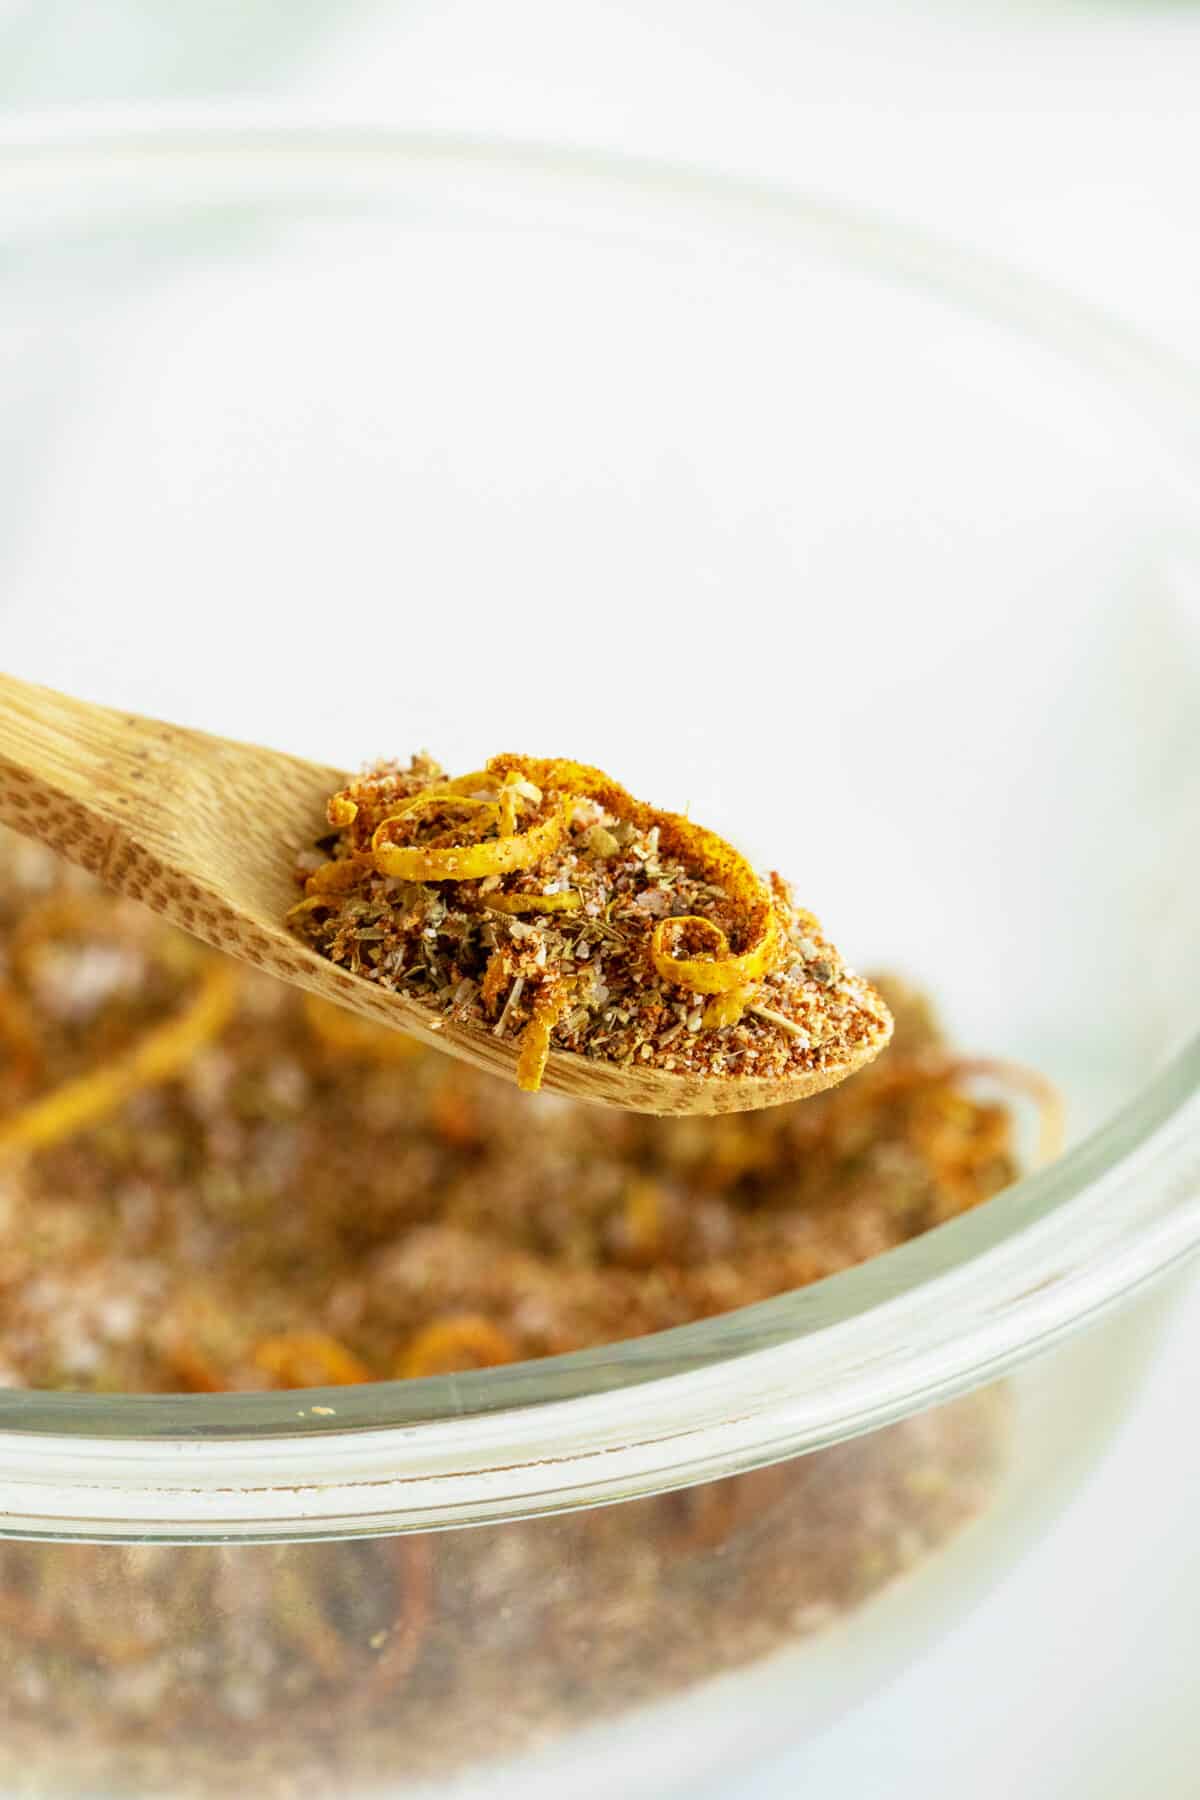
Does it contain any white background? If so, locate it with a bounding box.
[2,4,1199,1796]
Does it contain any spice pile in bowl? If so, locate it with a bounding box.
[0,828,1056,1795]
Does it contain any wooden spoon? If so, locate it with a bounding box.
[0,673,888,1115]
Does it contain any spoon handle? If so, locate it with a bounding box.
[0,671,343,959]
[0,671,169,877]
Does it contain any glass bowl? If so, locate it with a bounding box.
[0,122,1197,1799]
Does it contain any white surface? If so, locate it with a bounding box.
[3,4,1199,1796]
[741,1283,1200,1800]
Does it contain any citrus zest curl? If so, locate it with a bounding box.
[650,912,777,997]
[0,960,237,1158]
[516,986,571,1092]
[397,1314,518,1378]
[702,989,751,1029]
[482,889,581,916]
[486,755,781,1003]
[326,794,359,829]
[254,1332,373,1388]
[371,788,565,882]
[303,854,374,897]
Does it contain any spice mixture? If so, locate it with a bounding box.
[0,1395,1007,1799]
[0,829,1043,1797]
[0,836,1017,1392]
[286,753,892,1092]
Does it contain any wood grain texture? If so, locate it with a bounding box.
[0,673,887,1115]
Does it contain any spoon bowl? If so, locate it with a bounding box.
[0,672,888,1115]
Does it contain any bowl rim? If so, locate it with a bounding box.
[0,116,1197,1540]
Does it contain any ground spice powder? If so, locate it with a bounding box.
[0,831,1032,1796]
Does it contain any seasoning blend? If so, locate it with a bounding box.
[289,752,893,1095]
[0,829,1047,1795]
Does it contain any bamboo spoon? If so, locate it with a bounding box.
[0,673,888,1116]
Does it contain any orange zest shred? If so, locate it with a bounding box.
[0,960,238,1158]
[302,854,376,897]
[253,1332,374,1388]
[482,889,581,916]
[162,1339,229,1394]
[0,1549,172,1666]
[371,786,566,882]
[350,1537,435,1708]
[862,1050,1065,1172]
[661,1465,793,1557]
[623,1176,665,1258]
[702,989,750,1029]
[272,1536,435,1707]
[516,985,571,1092]
[496,769,541,837]
[650,913,776,998]
[0,983,43,1087]
[936,1055,1066,1168]
[272,1564,352,1681]
[327,794,359,829]
[486,755,782,1002]
[480,949,512,1016]
[285,896,330,932]
[396,1314,518,1378]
